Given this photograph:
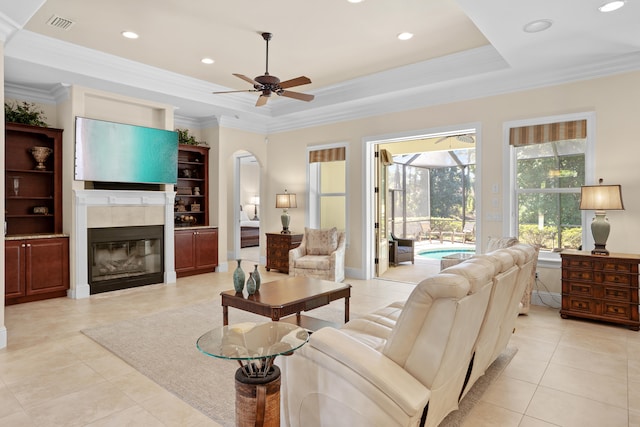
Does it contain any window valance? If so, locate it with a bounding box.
[309,147,346,163]
[509,119,587,147]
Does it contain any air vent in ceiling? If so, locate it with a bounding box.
[46,15,75,30]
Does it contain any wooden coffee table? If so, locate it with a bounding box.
[221,276,352,331]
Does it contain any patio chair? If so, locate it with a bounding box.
[389,233,414,266]
[419,221,442,243]
[453,221,475,243]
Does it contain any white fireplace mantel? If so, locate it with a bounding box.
[70,189,176,299]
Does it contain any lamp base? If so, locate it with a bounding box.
[591,244,609,256]
[280,211,291,234]
[590,211,611,256]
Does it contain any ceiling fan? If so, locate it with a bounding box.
[435,133,475,144]
[213,32,315,107]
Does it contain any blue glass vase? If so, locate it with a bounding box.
[253,265,261,291]
[233,259,245,293]
[246,272,257,295]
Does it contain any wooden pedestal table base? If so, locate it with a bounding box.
[196,322,309,427]
[235,366,281,427]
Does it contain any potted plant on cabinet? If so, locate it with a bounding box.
[4,101,48,127]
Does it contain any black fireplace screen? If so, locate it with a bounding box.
[88,226,164,294]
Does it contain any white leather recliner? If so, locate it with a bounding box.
[280,254,496,427]
[279,244,537,427]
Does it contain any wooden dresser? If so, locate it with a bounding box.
[560,250,639,330]
[265,232,303,273]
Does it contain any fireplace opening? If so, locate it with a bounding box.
[88,225,164,294]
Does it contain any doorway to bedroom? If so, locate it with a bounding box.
[237,153,261,264]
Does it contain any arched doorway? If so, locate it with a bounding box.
[233,152,261,263]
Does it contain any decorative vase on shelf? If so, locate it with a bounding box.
[253,265,261,291]
[30,146,53,171]
[246,272,257,295]
[233,259,245,293]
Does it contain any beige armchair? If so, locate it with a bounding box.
[289,227,346,282]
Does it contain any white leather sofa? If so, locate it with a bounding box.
[279,244,536,427]
[289,227,346,282]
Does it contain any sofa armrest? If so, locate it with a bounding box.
[295,327,430,415]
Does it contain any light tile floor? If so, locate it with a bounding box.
[1,262,639,426]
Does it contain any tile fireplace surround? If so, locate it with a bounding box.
[71,189,176,299]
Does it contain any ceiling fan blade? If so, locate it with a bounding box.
[212,89,257,94]
[278,76,312,89]
[256,95,269,107]
[457,135,475,144]
[280,90,314,102]
[233,73,259,86]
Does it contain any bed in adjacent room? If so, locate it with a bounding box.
[240,209,260,248]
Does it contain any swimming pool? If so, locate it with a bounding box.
[417,248,475,260]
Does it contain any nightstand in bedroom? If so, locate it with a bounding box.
[266,232,303,273]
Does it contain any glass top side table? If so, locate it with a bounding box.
[197,322,309,426]
[197,321,309,377]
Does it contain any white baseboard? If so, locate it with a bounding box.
[345,267,365,280]
[217,262,229,273]
[0,326,6,349]
[68,283,91,299]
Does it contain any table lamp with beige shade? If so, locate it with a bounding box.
[579,178,624,255]
[275,189,296,234]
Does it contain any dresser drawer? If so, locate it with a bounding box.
[594,272,631,285]
[563,269,594,281]
[563,281,596,297]
[563,258,594,269]
[594,260,635,273]
[565,296,597,315]
[601,301,632,320]
[603,285,632,302]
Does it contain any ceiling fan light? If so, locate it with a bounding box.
[599,1,625,12]
[397,32,414,41]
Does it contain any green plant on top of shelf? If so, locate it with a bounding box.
[176,128,208,146]
[5,101,48,127]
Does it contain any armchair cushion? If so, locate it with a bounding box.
[293,255,331,270]
[306,227,338,255]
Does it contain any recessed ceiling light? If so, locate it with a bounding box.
[599,1,625,12]
[523,19,553,33]
[397,32,414,41]
[201,58,214,65]
[347,0,364,3]
[121,31,139,39]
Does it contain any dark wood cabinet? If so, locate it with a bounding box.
[175,227,218,277]
[560,250,639,330]
[5,237,70,305]
[5,123,63,236]
[266,233,303,273]
[175,144,209,228]
[5,123,69,304]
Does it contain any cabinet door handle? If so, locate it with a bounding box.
[21,244,26,248]
[26,244,31,247]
